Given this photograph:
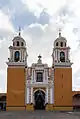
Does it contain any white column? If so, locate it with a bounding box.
[31,88,33,103]
[58,50,60,62]
[27,88,29,103]
[21,50,23,61]
[57,49,58,61]
[46,88,48,103]
[43,70,45,82]
[20,50,21,61]
[13,50,15,62]
[34,70,35,82]
[32,69,34,83]
[50,88,53,104]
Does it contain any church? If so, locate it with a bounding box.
[3,29,80,111]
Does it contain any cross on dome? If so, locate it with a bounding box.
[59,29,61,37]
[38,54,42,59]
[18,26,21,36]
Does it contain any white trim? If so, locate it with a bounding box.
[6,61,26,66]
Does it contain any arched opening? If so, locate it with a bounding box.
[21,42,24,46]
[17,41,19,46]
[56,42,58,46]
[65,42,66,47]
[60,42,63,47]
[34,90,45,110]
[73,94,80,110]
[0,96,6,111]
[60,51,65,62]
[14,51,20,62]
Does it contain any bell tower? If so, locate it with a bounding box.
[52,30,73,110]
[6,28,28,110]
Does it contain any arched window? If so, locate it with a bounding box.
[17,41,19,46]
[21,42,24,46]
[61,42,63,47]
[65,42,66,47]
[56,42,58,46]
[60,51,65,62]
[14,51,20,62]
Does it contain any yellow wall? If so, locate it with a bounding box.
[7,68,25,108]
[54,68,72,107]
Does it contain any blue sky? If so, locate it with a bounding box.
[0,0,80,92]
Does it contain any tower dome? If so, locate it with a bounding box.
[54,30,67,48]
[12,27,26,47]
[7,27,28,65]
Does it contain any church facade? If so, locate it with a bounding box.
[6,30,73,111]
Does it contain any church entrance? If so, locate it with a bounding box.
[73,94,80,110]
[34,90,45,110]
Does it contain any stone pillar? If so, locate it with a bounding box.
[50,88,53,104]
[46,88,48,103]
[34,70,35,82]
[31,88,33,103]
[43,70,45,82]
[27,88,29,103]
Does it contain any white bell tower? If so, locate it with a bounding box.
[7,28,28,67]
[52,30,72,67]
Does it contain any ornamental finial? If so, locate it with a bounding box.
[19,26,21,36]
[59,29,61,37]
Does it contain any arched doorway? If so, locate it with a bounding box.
[73,94,80,110]
[34,90,45,110]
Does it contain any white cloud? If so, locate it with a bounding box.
[1,0,80,92]
[0,10,14,31]
[22,0,67,16]
[0,10,14,93]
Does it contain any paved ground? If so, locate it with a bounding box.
[0,111,80,119]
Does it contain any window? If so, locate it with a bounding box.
[21,42,24,46]
[65,42,66,47]
[14,51,20,62]
[60,42,63,47]
[17,41,19,46]
[60,51,65,62]
[56,42,58,46]
[36,72,43,82]
[13,42,15,46]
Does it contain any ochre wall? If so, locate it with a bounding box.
[54,68,72,107]
[7,68,25,107]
